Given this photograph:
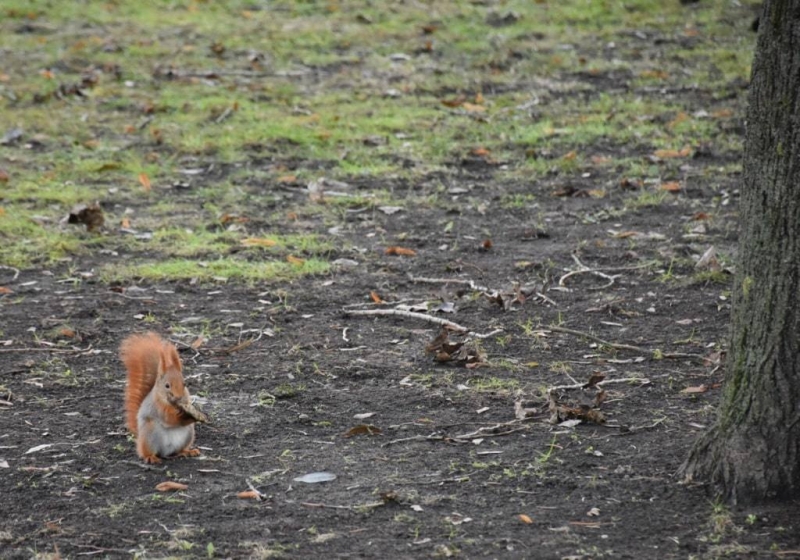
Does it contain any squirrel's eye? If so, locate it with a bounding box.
[164,382,171,390]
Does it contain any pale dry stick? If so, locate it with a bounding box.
[411,274,557,306]
[382,434,448,447]
[345,308,468,332]
[342,298,415,310]
[454,419,527,440]
[0,345,93,354]
[409,275,489,293]
[548,377,651,392]
[549,325,708,363]
[299,501,385,510]
[548,325,644,352]
[558,256,656,290]
[0,265,20,281]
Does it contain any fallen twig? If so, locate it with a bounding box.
[0,345,93,354]
[548,377,650,392]
[548,325,643,352]
[299,501,384,510]
[0,265,20,281]
[382,434,447,447]
[454,420,527,440]
[558,255,656,290]
[345,308,468,331]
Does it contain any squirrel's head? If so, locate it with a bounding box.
[158,342,187,404]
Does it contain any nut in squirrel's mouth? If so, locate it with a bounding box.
[168,394,209,423]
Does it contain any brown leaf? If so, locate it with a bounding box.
[370,291,383,303]
[471,147,491,157]
[425,330,450,354]
[0,169,9,183]
[583,373,606,388]
[0,287,13,295]
[481,239,493,250]
[277,174,297,183]
[640,69,669,79]
[681,385,709,394]
[619,178,642,190]
[237,490,261,500]
[660,181,682,192]
[562,150,577,161]
[190,336,205,350]
[67,203,104,232]
[385,246,416,256]
[518,514,533,524]
[343,424,382,437]
[692,211,711,221]
[286,255,305,265]
[57,327,76,338]
[120,216,131,229]
[461,102,485,113]
[155,481,188,492]
[441,96,465,108]
[138,172,152,192]
[242,237,278,247]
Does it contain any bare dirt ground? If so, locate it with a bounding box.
[3,1,800,559]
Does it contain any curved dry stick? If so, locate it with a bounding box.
[548,325,706,363]
[345,308,468,332]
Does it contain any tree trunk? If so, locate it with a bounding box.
[680,0,800,503]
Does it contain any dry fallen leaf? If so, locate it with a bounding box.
[138,172,151,192]
[562,150,577,161]
[286,255,305,266]
[343,424,382,437]
[155,481,188,492]
[120,216,131,229]
[681,385,709,394]
[0,287,13,295]
[67,203,105,232]
[461,102,485,113]
[518,514,533,524]
[190,336,205,350]
[242,237,278,247]
[385,246,416,256]
[237,490,261,500]
[277,174,297,183]
[370,291,383,303]
[441,96,465,108]
[660,181,682,192]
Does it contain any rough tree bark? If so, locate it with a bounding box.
[680,0,800,503]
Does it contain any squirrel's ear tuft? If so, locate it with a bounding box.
[161,340,182,374]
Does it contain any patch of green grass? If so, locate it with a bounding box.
[100,257,330,283]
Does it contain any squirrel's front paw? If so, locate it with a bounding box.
[142,454,162,464]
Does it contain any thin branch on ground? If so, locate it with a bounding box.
[345,308,468,332]
[548,377,651,392]
[454,420,527,439]
[381,434,447,447]
[0,265,20,281]
[548,325,644,352]
[0,345,93,354]
[299,501,385,510]
[558,254,656,290]
[409,275,489,293]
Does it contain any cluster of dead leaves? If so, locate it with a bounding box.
[66,202,104,232]
[425,330,486,368]
[548,373,607,425]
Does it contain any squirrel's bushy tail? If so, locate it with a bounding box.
[120,332,182,434]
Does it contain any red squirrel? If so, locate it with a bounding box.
[120,332,206,463]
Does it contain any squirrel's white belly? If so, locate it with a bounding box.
[148,422,194,457]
